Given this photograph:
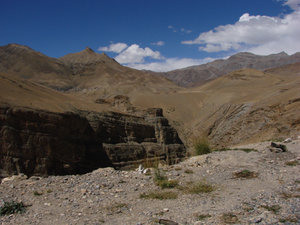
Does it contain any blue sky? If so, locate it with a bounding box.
[1,0,300,71]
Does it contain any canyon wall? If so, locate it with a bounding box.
[0,106,186,177]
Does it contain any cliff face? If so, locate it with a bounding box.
[80,108,186,169]
[0,106,112,177]
[0,106,186,177]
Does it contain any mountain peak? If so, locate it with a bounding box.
[59,47,120,66]
[272,51,288,57]
[83,47,95,53]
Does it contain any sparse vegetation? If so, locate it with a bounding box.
[183,181,214,194]
[33,191,43,196]
[140,191,178,200]
[221,213,239,224]
[0,201,26,216]
[184,169,194,174]
[153,168,178,189]
[233,169,258,179]
[269,137,285,142]
[285,160,298,166]
[193,137,211,155]
[196,214,211,220]
[261,204,281,214]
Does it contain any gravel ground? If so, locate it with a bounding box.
[1,139,299,225]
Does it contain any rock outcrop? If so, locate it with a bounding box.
[0,105,112,177]
[80,108,186,169]
[0,106,186,177]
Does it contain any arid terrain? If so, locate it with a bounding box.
[1,139,299,224]
[0,44,300,224]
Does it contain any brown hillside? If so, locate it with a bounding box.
[156,51,300,87]
[0,43,299,148]
[132,67,300,147]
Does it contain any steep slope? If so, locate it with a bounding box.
[0,46,186,177]
[158,51,300,87]
[0,44,181,98]
[132,66,300,147]
[1,43,299,150]
[59,47,181,98]
[0,73,110,113]
[0,44,73,90]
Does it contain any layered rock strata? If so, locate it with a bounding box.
[0,106,186,177]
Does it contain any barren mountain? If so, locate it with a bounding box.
[0,43,299,151]
[0,44,73,90]
[157,51,300,87]
[0,44,300,225]
[0,44,180,95]
[132,65,300,148]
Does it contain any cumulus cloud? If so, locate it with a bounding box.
[151,41,165,46]
[182,1,300,55]
[115,44,163,64]
[127,57,215,72]
[98,42,128,53]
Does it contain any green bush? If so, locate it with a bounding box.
[0,201,26,216]
[193,137,211,155]
[153,168,178,189]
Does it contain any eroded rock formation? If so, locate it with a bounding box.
[0,106,186,177]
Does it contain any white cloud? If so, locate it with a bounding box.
[183,1,300,55]
[283,0,300,10]
[115,44,163,64]
[98,42,128,53]
[126,57,215,72]
[151,41,165,46]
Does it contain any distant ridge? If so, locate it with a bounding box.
[156,51,300,87]
[60,47,119,66]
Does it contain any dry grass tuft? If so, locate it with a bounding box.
[233,170,258,179]
[140,191,178,200]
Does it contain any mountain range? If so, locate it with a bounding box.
[155,51,300,87]
[0,43,300,149]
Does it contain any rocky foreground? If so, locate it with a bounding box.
[0,139,299,225]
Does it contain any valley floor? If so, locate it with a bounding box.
[1,140,299,225]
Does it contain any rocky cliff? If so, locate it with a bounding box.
[0,105,186,177]
[80,108,186,169]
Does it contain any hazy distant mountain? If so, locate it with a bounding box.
[157,51,300,87]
